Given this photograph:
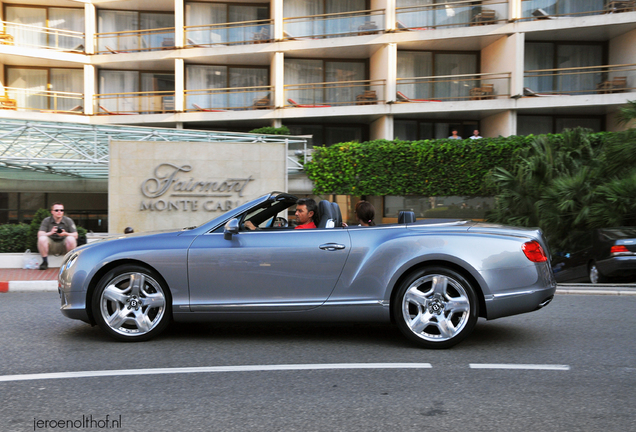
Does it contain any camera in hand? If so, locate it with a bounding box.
[56,227,63,234]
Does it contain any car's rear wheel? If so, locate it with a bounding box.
[92,265,171,342]
[393,267,478,349]
[588,262,608,284]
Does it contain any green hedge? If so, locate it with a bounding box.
[0,224,30,253]
[305,136,535,196]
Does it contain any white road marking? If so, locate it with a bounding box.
[0,363,433,383]
[470,363,570,371]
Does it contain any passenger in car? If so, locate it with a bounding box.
[294,198,318,229]
[344,201,376,227]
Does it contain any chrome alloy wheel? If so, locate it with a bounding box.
[99,272,167,337]
[401,274,471,343]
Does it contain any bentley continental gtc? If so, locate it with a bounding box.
[58,192,556,348]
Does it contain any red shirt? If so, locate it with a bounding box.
[295,221,316,229]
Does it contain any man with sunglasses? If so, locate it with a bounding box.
[37,202,78,270]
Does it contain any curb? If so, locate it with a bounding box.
[0,280,58,292]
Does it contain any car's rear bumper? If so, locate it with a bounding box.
[482,262,557,320]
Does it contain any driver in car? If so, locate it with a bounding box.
[245,198,318,230]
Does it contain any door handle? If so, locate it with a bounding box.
[319,243,346,251]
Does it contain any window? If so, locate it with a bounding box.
[285,59,367,105]
[385,196,494,220]
[5,6,83,50]
[98,70,175,114]
[97,10,174,52]
[185,2,269,45]
[6,67,83,111]
[525,42,604,94]
[398,51,479,100]
[186,65,269,110]
[394,120,478,140]
[517,115,603,135]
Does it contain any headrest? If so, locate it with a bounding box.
[318,200,335,228]
[330,202,342,227]
[398,210,416,224]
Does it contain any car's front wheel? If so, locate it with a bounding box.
[393,267,478,349]
[92,265,171,341]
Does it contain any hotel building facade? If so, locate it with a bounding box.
[0,0,635,230]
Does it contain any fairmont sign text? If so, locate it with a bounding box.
[139,163,254,212]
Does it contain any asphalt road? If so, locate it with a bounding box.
[1,292,635,432]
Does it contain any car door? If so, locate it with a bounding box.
[187,228,351,312]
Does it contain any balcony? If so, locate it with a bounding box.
[2,87,83,113]
[396,73,510,102]
[395,0,508,30]
[523,63,636,96]
[284,80,385,107]
[95,91,176,115]
[95,28,176,54]
[1,21,84,52]
[183,86,272,112]
[283,9,385,40]
[185,19,273,47]
[521,0,635,20]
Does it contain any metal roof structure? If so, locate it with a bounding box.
[0,119,308,179]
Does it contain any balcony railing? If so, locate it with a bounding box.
[1,21,84,52]
[396,73,510,102]
[284,80,385,107]
[95,27,175,54]
[521,0,635,20]
[95,91,176,115]
[185,19,273,47]
[3,87,83,113]
[396,0,508,30]
[283,9,384,40]
[185,86,273,111]
[523,63,636,96]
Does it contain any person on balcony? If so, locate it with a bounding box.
[470,129,483,139]
[448,129,463,139]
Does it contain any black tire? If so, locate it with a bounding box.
[588,262,608,284]
[393,266,479,349]
[92,264,171,342]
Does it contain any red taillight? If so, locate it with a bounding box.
[523,241,547,262]
[611,245,630,254]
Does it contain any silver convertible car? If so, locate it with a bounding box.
[58,192,556,349]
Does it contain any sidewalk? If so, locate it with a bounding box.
[0,268,59,292]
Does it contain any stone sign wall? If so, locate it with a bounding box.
[109,140,287,233]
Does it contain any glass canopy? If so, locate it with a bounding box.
[0,119,307,179]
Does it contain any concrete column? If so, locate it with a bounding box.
[85,3,96,55]
[84,65,96,115]
[273,0,283,41]
[175,58,185,112]
[371,42,396,103]
[370,115,394,140]
[272,119,282,127]
[481,110,516,137]
[174,0,184,47]
[373,0,396,32]
[272,52,285,108]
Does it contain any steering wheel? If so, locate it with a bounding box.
[269,217,288,228]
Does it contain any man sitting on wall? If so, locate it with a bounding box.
[37,202,78,270]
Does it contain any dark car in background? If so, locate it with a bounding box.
[551,228,636,284]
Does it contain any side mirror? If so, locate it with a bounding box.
[224,218,240,240]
